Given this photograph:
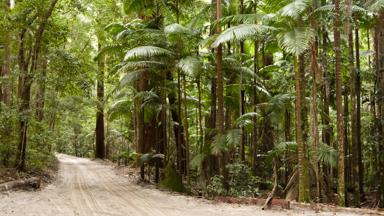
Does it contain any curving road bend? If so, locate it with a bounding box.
[0,154,379,216]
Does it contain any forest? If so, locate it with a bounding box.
[0,0,384,213]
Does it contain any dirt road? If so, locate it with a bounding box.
[0,154,380,216]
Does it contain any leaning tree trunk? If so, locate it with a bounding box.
[334,0,346,206]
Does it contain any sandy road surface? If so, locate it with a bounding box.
[0,154,381,216]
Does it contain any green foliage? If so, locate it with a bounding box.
[207,162,263,197]
[211,24,275,48]
[160,163,186,193]
[212,129,242,155]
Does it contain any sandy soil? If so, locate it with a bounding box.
[0,154,381,216]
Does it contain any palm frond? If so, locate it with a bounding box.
[124,0,150,14]
[119,70,144,86]
[165,23,194,35]
[367,0,384,12]
[124,46,174,61]
[176,56,202,77]
[211,24,275,48]
[95,45,124,61]
[108,99,132,121]
[104,23,126,35]
[317,143,337,168]
[280,0,311,18]
[236,112,259,128]
[278,27,315,55]
[313,4,368,14]
[118,61,166,73]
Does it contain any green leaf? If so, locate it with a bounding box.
[164,23,193,35]
[368,0,384,12]
[280,0,311,18]
[211,24,275,48]
[278,27,315,55]
[317,143,337,168]
[176,56,202,77]
[124,46,174,61]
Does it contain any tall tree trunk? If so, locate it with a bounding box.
[35,57,47,122]
[182,74,190,182]
[0,2,10,105]
[310,42,321,202]
[252,1,259,175]
[95,51,105,159]
[239,0,246,162]
[375,10,384,208]
[354,26,364,202]
[215,0,226,181]
[16,0,59,170]
[295,54,310,202]
[334,0,346,205]
[346,0,361,205]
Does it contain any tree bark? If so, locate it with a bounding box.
[354,26,364,202]
[16,0,59,170]
[95,54,105,159]
[295,54,310,202]
[334,0,346,205]
[375,10,384,208]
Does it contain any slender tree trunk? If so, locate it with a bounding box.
[35,57,47,122]
[295,54,310,202]
[239,0,246,162]
[95,52,106,159]
[354,26,364,201]
[0,4,10,105]
[346,0,361,205]
[375,10,384,208]
[215,0,227,182]
[310,42,321,202]
[182,74,190,182]
[334,0,346,205]
[16,0,59,170]
[252,1,259,175]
